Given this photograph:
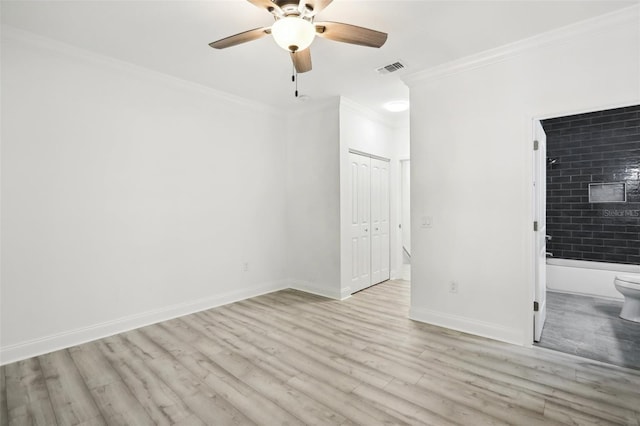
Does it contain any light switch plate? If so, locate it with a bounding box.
[421,216,433,228]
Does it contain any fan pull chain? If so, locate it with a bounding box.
[291,64,299,98]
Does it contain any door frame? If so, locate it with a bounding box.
[532,120,547,342]
[527,100,638,345]
[399,159,411,281]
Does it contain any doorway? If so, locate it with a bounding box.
[531,105,640,370]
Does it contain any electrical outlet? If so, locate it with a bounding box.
[449,281,458,293]
[241,262,249,272]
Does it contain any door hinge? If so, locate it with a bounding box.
[533,140,539,151]
[534,301,539,312]
[533,221,538,231]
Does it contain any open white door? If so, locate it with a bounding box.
[533,120,547,342]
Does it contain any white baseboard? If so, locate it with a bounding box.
[409,306,523,346]
[340,286,353,300]
[287,280,345,300]
[402,264,411,281]
[4,281,525,365]
[0,280,288,366]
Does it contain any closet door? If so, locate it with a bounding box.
[371,158,390,284]
[349,153,371,292]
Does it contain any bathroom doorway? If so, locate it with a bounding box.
[531,104,640,370]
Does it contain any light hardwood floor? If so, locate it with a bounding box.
[2,280,640,425]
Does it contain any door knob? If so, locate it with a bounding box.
[364,228,368,232]
[375,227,379,231]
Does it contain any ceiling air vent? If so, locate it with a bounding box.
[376,61,406,75]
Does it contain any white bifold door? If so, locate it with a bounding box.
[349,152,390,293]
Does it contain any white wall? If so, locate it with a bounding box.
[0,30,401,363]
[395,117,411,161]
[1,29,288,363]
[339,98,410,295]
[404,7,640,345]
[285,98,343,299]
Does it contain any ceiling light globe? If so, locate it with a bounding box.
[383,100,410,112]
[271,17,315,53]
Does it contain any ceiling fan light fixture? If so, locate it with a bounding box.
[271,17,315,52]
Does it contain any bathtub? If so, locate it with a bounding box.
[546,258,640,300]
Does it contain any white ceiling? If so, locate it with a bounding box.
[1,0,636,118]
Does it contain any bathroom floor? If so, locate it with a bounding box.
[536,291,640,370]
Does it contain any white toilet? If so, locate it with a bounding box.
[614,274,640,323]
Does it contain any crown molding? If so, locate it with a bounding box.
[1,26,279,116]
[340,96,405,129]
[283,96,341,118]
[403,4,640,87]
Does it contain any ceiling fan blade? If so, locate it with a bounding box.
[315,21,387,48]
[209,27,271,49]
[290,48,312,73]
[246,0,283,15]
[300,0,333,16]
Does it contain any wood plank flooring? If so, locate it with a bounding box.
[2,280,640,425]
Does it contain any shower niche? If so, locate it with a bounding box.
[588,182,626,203]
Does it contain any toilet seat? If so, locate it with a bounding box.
[615,275,640,288]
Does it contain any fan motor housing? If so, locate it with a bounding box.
[274,1,313,14]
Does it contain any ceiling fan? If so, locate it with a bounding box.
[209,0,388,73]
